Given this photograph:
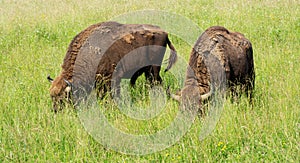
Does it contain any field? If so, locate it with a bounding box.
[0,0,299,162]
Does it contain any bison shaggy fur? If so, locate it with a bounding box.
[171,26,255,115]
[48,21,177,112]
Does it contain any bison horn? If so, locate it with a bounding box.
[167,85,182,102]
[200,89,212,100]
[47,75,54,83]
[171,90,212,102]
[63,79,72,93]
[63,79,72,87]
[170,93,181,102]
[170,86,213,102]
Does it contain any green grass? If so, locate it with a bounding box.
[1,0,299,162]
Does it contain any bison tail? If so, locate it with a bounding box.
[164,37,177,72]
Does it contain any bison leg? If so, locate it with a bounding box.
[130,67,146,87]
[145,66,162,86]
[245,76,255,104]
[130,65,162,87]
[144,66,153,84]
[151,66,162,85]
[228,81,240,103]
[95,80,110,99]
[95,74,112,99]
[112,77,122,98]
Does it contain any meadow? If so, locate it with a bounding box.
[0,0,299,162]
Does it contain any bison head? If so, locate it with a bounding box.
[47,75,72,112]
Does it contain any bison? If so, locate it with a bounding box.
[47,21,177,112]
[170,26,255,114]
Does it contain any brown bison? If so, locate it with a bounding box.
[170,26,255,114]
[47,21,177,112]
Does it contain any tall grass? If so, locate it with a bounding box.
[1,0,299,162]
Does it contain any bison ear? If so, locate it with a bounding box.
[47,75,54,83]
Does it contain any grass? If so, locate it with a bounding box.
[1,0,299,162]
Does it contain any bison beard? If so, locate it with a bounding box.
[48,21,177,112]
